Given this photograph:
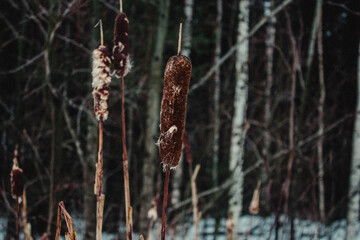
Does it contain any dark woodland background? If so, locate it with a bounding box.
[0,0,359,239]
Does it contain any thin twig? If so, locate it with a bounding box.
[120,0,123,13]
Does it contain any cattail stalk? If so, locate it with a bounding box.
[161,166,170,240]
[113,1,133,238]
[92,21,110,240]
[159,23,192,240]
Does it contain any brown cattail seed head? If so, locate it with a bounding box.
[249,181,261,215]
[113,12,130,77]
[159,55,192,168]
[92,45,111,121]
[10,147,24,200]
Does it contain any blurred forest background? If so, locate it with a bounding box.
[0,0,359,239]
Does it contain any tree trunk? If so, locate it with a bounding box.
[262,0,276,181]
[299,0,323,129]
[346,41,360,240]
[182,0,194,58]
[316,0,326,223]
[84,120,97,239]
[228,0,250,238]
[212,0,222,187]
[139,0,170,234]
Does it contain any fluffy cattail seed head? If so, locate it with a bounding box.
[92,45,112,121]
[249,181,261,215]
[113,12,130,77]
[159,55,192,168]
[10,146,24,200]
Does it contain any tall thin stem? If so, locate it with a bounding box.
[121,73,132,240]
[95,118,104,240]
[16,197,19,240]
[161,166,171,240]
[177,23,182,56]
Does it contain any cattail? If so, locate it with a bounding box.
[113,11,130,77]
[249,181,261,215]
[92,45,112,121]
[10,146,23,200]
[158,55,192,168]
[114,3,133,239]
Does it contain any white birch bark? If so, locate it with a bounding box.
[212,0,222,187]
[182,0,193,58]
[228,0,250,238]
[346,41,360,240]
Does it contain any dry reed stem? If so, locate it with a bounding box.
[161,166,171,240]
[94,119,105,240]
[114,5,133,237]
[122,74,133,240]
[22,189,33,240]
[56,202,77,240]
[191,164,201,240]
[96,194,105,240]
[177,23,182,56]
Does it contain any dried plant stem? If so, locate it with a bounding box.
[55,203,61,240]
[121,71,133,239]
[191,164,201,240]
[96,194,105,240]
[94,118,105,240]
[177,23,182,56]
[161,166,171,240]
[120,0,123,13]
[56,202,77,240]
[16,197,19,240]
[100,20,103,46]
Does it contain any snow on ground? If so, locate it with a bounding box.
[1,215,359,239]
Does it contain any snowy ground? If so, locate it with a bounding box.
[1,215,359,239]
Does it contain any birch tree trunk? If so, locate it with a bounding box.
[228,0,250,238]
[139,0,170,234]
[262,0,276,183]
[346,41,360,240]
[316,0,326,223]
[299,0,323,127]
[212,0,222,187]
